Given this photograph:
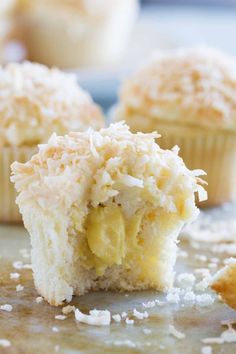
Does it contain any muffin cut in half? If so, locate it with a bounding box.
[114,46,236,206]
[211,258,236,310]
[11,123,206,306]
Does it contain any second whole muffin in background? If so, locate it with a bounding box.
[0,61,104,223]
[114,46,236,207]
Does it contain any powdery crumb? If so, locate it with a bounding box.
[195,279,209,292]
[133,309,148,320]
[166,292,180,304]
[10,273,20,280]
[0,339,11,348]
[177,250,188,259]
[112,314,121,323]
[62,305,75,315]
[169,325,186,340]
[16,284,24,292]
[177,273,196,288]
[201,346,212,354]
[75,309,111,326]
[195,254,207,262]
[0,304,12,312]
[55,315,67,320]
[194,268,211,278]
[196,294,215,307]
[155,300,165,306]
[183,291,196,303]
[36,296,43,303]
[12,261,32,270]
[125,318,134,325]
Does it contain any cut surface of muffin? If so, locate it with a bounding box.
[11,123,206,305]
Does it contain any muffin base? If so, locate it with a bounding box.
[124,116,236,207]
[0,146,36,223]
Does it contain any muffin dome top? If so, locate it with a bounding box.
[11,122,206,218]
[0,62,104,147]
[118,46,236,131]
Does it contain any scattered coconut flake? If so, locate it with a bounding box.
[0,339,11,348]
[16,284,24,292]
[125,318,134,325]
[75,309,111,326]
[202,328,236,344]
[121,312,127,319]
[10,273,20,280]
[142,301,156,308]
[108,340,136,348]
[55,315,67,320]
[36,296,43,304]
[177,273,196,288]
[0,304,12,312]
[52,327,59,333]
[169,325,186,339]
[133,309,148,320]
[201,346,212,354]
[62,305,75,315]
[112,314,121,323]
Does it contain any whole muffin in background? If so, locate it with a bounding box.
[0,61,104,223]
[11,122,206,306]
[16,0,139,68]
[114,46,236,207]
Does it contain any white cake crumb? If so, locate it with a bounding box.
[112,314,121,323]
[0,304,12,312]
[142,301,156,308]
[133,309,148,320]
[10,273,20,280]
[121,312,127,319]
[143,328,152,335]
[177,273,196,288]
[16,284,24,292]
[12,261,32,270]
[194,268,211,278]
[169,325,186,339]
[75,309,111,326]
[196,294,214,307]
[195,279,209,292]
[201,345,212,354]
[178,250,188,259]
[55,315,67,320]
[155,300,165,306]
[52,327,59,333]
[36,296,43,303]
[125,318,134,325]
[166,292,180,304]
[62,305,75,315]
[0,339,11,347]
[183,291,196,303]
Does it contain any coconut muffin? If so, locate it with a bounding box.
[16,0,138,68]
[114,46,236,206]
[11,122,206,306]
[211,258,236,310]
[0,61,104,223]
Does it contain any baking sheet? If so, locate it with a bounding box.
[1,205,236,353]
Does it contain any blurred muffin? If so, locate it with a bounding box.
[114,46,236,206]
[0,61,104,223]
[17,0,138,68]
[11,122,205,305]
[0,0,16,63]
